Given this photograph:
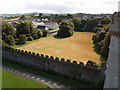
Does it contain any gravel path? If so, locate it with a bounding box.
[2,65,71,89]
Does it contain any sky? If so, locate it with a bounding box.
[0,0,120,14]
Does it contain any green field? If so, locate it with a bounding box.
[2,70,48,88]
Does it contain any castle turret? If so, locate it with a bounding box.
[104,12,120,88]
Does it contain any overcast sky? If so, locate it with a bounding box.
[0,0,120,14]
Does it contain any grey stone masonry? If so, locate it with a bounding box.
[2,47,105,85]
[104,12,120,88]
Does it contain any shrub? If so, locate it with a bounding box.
[5,35,15,45]
[86,60,97,66]
[27,36,33,41]
[42,30,48,37]
[19,34,27,44]
[57,20,74,37]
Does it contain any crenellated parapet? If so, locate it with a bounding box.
[2,46,101,72]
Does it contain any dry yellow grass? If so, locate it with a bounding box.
[18,32,101,64]
[2,17,19,21]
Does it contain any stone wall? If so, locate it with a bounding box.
[2,47,105,85]
[103,12,120,88]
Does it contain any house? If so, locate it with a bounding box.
[37,25,48,30]
[45,22,59,30]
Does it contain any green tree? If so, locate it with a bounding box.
[33,32,38,40]
[5,35,15,45]
[85,19,99,32]
[101,18,110,25]
[57,20,74,37]
[80,19,87,31]
[19,15,27,20]
[16,21,36,37]
[2,22,16,38]
[71,17,81,31]
[16,21,30,36]
[42,30,48,37]
[19,34,27,44]
[101,32,111,59]
[37,29,43,38]
[39,13,43,19]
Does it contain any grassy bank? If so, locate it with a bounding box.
[2,70,48,88]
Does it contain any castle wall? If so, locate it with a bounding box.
[2,47,104,85]
[104,12,119,88]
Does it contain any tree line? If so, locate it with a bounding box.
[56,17,111,61]
[2,21,48,46]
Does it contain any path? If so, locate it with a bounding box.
[2,65,71,89]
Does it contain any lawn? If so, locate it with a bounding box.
[2,70,48,88]
[18,32,101,64]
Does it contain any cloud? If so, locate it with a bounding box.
[102,1,118,5]
[24,2,80,13]
[0,0,119,14]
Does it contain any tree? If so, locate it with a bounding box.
[80,19,87,31]
[19,34,27,44]
[101,18,110,25]
[101,32,111,59]
[39,13,43,19]
[57,20,74,37]
[93,27,102,33]
[2,22,16,38]
[95,31,106,43]
[16,21,36,37]
[29,21,37,36]
[67,14,73,19]
[37,29,43,38]
[19,15,27,20]
[85,19,99,32]
[5,35,15,45]
[71,17,81,31]
[33,32,38,40]
[16,21,30,36]
[42,30,48,37]
[92,24,111,61]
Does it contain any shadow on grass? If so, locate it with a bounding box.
[2,60,98,88]
[54,35,72,39]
